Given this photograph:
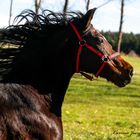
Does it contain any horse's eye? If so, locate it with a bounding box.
[94,37,103,44]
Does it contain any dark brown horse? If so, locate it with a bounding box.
[0,9,133,140]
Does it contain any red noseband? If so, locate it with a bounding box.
[69,22,120,79]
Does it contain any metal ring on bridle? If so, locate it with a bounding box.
[102,55,109,62]
[79,40,86,46]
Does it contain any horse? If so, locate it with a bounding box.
[0,8,133,140]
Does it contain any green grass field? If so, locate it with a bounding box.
[62,55,140,140]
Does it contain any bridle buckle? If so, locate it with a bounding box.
[102,55,109,62]
[79,40,86,46]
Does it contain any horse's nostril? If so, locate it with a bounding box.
[126,68,133,77]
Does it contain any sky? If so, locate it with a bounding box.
[0,0,140,34]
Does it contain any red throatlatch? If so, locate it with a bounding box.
[69,22,120,80]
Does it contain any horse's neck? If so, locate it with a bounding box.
[2,43,75,117]
[49,77,71,116]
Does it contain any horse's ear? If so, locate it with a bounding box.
[82,8,96,29]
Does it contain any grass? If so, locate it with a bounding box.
[62,55,140,140]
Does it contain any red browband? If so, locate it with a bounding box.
[69,22,120,79]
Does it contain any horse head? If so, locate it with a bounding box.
[70,8,133,87]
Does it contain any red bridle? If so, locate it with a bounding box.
[69,22,120,79]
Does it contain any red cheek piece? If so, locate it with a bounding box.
[69,22,120,79]
[95,52,120,77]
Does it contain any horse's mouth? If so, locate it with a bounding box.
[106,75,132,87]
[114,79,131,87]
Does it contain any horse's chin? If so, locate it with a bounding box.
[106,74,131,88]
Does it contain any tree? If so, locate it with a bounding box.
[35,0,42,15]
[63,0,69,14]
[117,0,124,52]
[9,0,13,25]
[85,0,90,11]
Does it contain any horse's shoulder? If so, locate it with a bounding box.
[0,83,48,111]
[0,83,62,139]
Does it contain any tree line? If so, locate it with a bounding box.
[102,31,140,55]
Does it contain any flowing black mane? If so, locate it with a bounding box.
[0,10,83,45]
[0,10,83,80]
